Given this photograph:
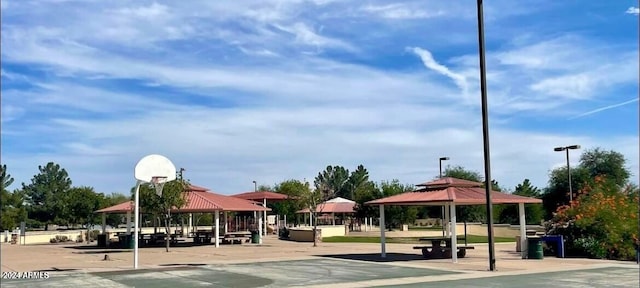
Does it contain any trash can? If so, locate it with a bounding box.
[251,230,260,244]
[120,235,135,249]
[527,236,544,259]
[97,234,107,247]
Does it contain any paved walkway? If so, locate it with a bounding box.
[1,258,637,288]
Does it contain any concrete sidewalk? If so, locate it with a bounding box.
[1,238,638,287]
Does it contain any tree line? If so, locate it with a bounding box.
[0,163,128,231]
[1,147,635,233]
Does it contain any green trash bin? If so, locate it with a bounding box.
[527,237,544,259]
[120,235,135,249]
[251,231,260,244]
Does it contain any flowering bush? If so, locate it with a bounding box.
[545,176,639,260]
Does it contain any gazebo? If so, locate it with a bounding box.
[231,191,290,236]
[365,177,542,263]
[95,184,270,248]
[297,197,357,226]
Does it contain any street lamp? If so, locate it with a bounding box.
[476,0,496,271]
[438,157,450,238]
[554,145,581,203]
[439,157,450,178]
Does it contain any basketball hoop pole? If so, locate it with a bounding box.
[134,180,142,270]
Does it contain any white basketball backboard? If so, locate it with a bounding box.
[134,154,177,183]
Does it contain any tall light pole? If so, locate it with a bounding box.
[476,0,496,271]
[439,156,450,237]
[439,157,450,178]
[554,145,581,203]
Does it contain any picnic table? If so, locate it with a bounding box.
[413,236,475,259]
[222,231,251,244]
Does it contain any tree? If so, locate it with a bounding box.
[66,186,104,228]
[272,179,309,225]
[1,189,27,231]
[257,184,273,192]
[514,179,540,197]
[353,180,380,220]
[542,148,631,219]
[442,166,483,182]
[379,180,417,229]
[299,180,326,247]
[0,165,26,230]
[22,162,72,230]
[497,179,544,225]
[1,164,15,192]
[344,165,370,200]
[314,165,350,200]
[579,148,629,187]
[138,179,189,252]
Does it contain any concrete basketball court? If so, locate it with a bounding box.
[1,258,638,288]
[1,239,638,287]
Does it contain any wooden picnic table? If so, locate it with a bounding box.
[414,236,474,259]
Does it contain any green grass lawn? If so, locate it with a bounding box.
[408,226,444,231]
[323,235,515,244]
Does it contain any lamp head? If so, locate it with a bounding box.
[553,147,565,152]
[567,145,581,150]
[439,157,450,161]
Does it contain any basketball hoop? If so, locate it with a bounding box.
[151,176,168,197]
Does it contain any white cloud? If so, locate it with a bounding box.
[0,0,638,196]
[626,7,639,15]
[273,22,356,51]
[362,4,444,19]
[408,47,469,98]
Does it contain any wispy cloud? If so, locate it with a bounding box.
[569,98,639,120]
[0,0,638,194]
[626,6,639,15]
[362,4,444,19]
[408,47,469,96]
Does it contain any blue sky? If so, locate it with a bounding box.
[1,0,638,195]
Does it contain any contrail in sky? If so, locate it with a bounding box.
[569,98,639,120]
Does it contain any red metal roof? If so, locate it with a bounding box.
[176,190,270,213]
[366,177,542,206]
[96,184,270,214]
[231,191,289,201]
[96,201,134,213]
[297,197,357,213]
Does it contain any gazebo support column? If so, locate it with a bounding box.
[519,203,527,259]
[214,211,220,248]
[258,212,263,244]
[224,211,228,234]
[451,203,458,263]
[379,204,386,258]
[101,213,106,234]
[444,204,450,237]
[188,213,193,236]
[126,211,132,235]
[263,198,268,236]
[332,213,335,226]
